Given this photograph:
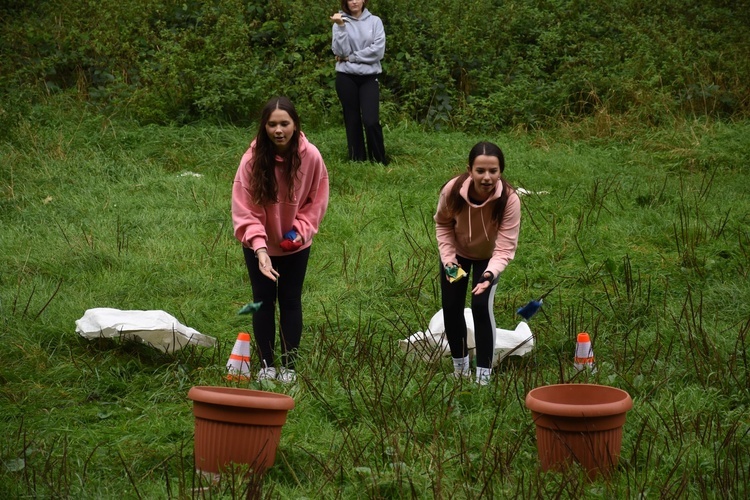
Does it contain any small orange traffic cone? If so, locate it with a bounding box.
[226,332,252,380]
[574,332,595,371]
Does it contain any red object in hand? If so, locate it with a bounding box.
[280,239,302,252]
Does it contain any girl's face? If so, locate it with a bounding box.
[468,154,501,201]
[347,0,364,16]
[265,109,296,152]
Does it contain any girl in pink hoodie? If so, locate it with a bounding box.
[434,142,521,385]
[232,97,329,384]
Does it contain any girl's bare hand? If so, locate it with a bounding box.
[257,251,280,281]
[471,272,494,295]
[330,13,345,25]
[471,281,491,295]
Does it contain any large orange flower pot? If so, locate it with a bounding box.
[525,384,632,479]
[188,386,295,475]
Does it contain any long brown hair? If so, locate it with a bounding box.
[442,141,514,226]
[248,97,302,205]
[340,0,368,15]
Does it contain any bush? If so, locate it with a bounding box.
[1,0,748,129]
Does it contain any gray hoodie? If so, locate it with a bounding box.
[331,8,385,75]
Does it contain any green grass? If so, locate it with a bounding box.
[1,100,749,498]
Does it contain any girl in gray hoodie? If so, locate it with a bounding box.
[330,0,387,164]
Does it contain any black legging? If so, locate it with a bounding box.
[440,255,499,369]
[335,72,387,164]
[243,246,311,370]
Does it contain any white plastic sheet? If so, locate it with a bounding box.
[399,308,534,366]
[76,308,216,354]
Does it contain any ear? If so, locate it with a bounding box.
[466,164,472,174]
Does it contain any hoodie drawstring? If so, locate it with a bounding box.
[480,209,489,241]
[468,205,472,242]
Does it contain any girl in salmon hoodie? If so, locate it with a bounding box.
[232,97,329,384]
[434,142,521,385]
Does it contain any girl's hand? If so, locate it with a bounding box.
[255,249,280,282]
[471,272,494,295]
[280,230,303,252]
[330,13,345,25]
[444,263,466,283]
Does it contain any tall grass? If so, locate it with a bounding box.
[1,100,749,497]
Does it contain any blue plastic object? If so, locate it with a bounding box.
[516,299,543,320]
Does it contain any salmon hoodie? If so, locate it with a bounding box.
[232,132,329,256]
[434,176,521,279]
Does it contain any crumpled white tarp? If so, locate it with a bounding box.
[399,308,534,366]
[76,308,216,354]
[516,187,550,196]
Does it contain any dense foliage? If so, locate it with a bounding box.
[1,0,748,129]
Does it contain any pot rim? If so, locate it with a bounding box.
[188,386,295,411]
[525,383,632,417]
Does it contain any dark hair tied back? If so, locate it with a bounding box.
[443,141,513,226]
[469,141,505,174]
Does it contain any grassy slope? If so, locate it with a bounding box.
[1,102,749,497]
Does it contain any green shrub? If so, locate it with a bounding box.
[1,0,748,128]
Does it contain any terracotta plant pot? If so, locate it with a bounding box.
[525,384,633,479]
[188,386,295,475]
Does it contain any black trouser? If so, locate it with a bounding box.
[335,72,387,164]
[242,246,311,370]
[440,255,499,369]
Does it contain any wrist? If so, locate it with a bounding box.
[254,248,268,257]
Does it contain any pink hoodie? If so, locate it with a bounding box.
[434,176,520,278]
[232,133,329,256]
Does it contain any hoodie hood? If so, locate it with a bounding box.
[458,176,505,207]
[341,8,373,22]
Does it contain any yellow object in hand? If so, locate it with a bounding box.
[445,265,467,283]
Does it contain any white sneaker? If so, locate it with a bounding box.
[257,366,277,382]
[476,367,492,386]
[277,367,297,384]
[452,356,470,379]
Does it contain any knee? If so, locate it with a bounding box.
[470,293,492,308]
[254,300,275,316]
[470,303,492,323]
[441,298,463,314]
[362,115,380,128]
[277,296,302,311]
